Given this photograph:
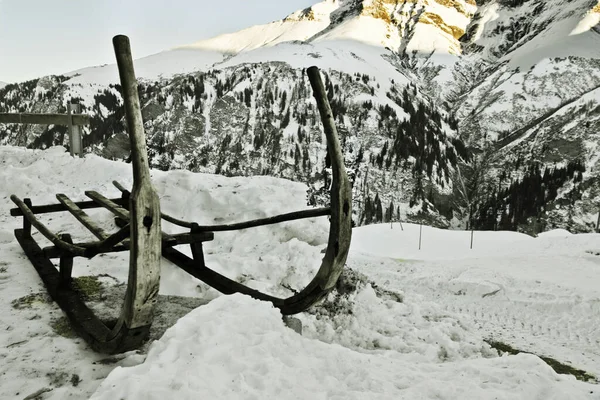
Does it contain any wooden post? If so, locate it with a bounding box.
[113,35,161,330]
[398,206,404,231]
[596,208,600,233]
[470,229,474,249]
[23,198,32,238]
[419,223,422,250]
[59,234,74,286]
[190,241,206,268]
[67,104,83,158]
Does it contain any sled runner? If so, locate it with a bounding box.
[9,35,352,353]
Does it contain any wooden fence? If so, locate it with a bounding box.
[0,104,90,157]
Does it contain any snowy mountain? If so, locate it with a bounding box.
[1,0,599,233]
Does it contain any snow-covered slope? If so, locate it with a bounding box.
[0,146,598,399]
[65,0,478,83]
[0,81,6,89]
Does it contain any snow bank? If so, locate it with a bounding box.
[91,294,594,400]
[1,146,598,399]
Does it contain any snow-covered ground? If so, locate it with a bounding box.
[0,146,598,399]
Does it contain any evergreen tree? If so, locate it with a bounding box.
[374,193,383,223]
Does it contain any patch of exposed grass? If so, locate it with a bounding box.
[485,339,597,383]
[12,292,51,309]
[72,276,103,301]
[50,317,77,339]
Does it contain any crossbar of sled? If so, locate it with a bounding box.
[9,36,352,354]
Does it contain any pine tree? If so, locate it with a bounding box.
[374,193,383,223]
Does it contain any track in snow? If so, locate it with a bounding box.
[351,254,600,379]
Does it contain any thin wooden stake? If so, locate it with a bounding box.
[470,229,474,250]
[419,223,422,250]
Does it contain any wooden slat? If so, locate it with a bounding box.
[43,230,214,259]
[86,190,179,243]
[10,197,127,217]
[85,191,130,221]
[14,228,150,354]
[56,194,109,240]
[188,208,332,232]
[112,180,331,231]
[10,195,87,257]
[0,113,90,126]
[83,224,132,258]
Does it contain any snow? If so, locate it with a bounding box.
[217,40,408,89]
[313,15,400,50]
[179,20,330,54]
[90,294,593,400]
[66,48,226,86]
[502,1,600,70]
[1,146,599,399]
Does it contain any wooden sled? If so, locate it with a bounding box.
[9,35,352,354]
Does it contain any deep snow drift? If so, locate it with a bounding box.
[0,146,598,399]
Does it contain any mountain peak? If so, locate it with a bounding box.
[176,0,476,56]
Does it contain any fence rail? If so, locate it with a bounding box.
[0,104,89,157]
[0,112,90,126]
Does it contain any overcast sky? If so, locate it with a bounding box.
[0,0,316,83]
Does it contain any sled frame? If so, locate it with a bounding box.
[9,36,352,353]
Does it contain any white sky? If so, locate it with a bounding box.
[0,0,316,83]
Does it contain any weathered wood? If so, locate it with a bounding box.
[176,208,331,231]
[112,180,128,193]
[59,234,74,286]
[10,197,127,216]
[67,104,83,157]
[162,247,285,307]
[43,230,214,259]
[113,34,162,330]
[163,66,353,315]
[190,241,206,267]
[56,194,109,240]
[300,66,352,296]
[83,224,131,258]
[112,181,331,230]
[0,113,90,126]
[10,195,87,257]
[86,190,179,243]
[23,198,32,238]
[14,228,150,353]
[85,191,129,220]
